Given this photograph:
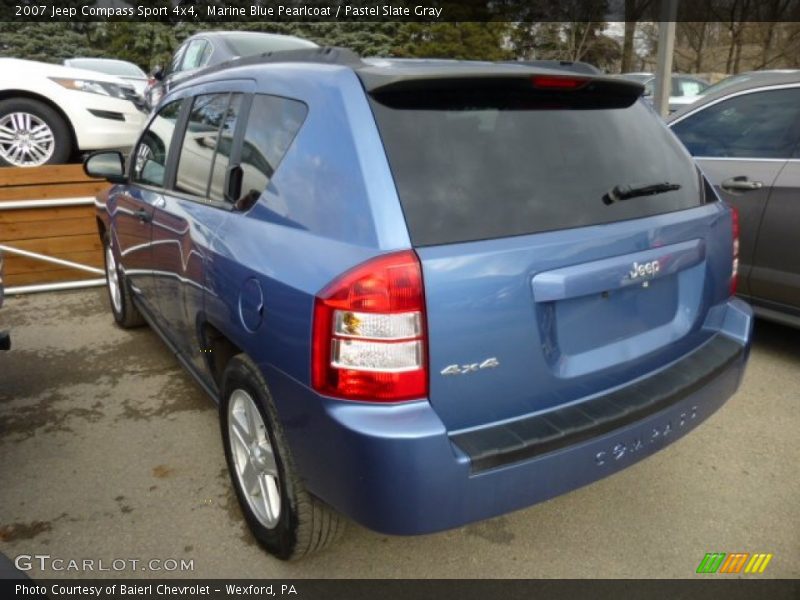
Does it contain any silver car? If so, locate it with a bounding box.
[668,72,800,328]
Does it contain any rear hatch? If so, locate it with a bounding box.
[365,70,735,432]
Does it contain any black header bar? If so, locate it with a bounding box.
[2,0,800,23]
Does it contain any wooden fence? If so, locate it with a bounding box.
[0,165,109,292]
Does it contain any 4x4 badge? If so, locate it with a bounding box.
[441,358,500,376]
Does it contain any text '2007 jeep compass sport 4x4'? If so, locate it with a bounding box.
[86,48,753,560]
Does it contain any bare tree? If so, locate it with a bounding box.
[620,0,654,72]
[751,0,797,67]
[676,22,714,73]
[750,22,800,69]
[564,22,594,61]
[707,0,754,73]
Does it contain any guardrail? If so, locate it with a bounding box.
[0,164,109,294]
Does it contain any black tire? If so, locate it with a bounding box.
[103,233,145,328]
[0,98,72,167]
[220,354,345,560]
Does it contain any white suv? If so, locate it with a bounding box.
[0,58,147,167]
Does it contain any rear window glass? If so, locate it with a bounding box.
[224,35,316,57]
[370,86,705,246]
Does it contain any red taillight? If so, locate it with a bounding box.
[311,250,427,402]
[530,75,589,90]
[730,206,740,295]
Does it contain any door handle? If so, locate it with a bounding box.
[721,176,763,192]
[134,208,152,223]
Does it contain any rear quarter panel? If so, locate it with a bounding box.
[202,65,411,391]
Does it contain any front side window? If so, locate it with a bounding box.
[131,100,182,188]
[671,88,800,159]
[174,93,241,200]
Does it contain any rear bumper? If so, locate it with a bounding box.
[271,297,753,535]
[451,334,743,473]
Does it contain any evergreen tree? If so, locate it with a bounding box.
[0,22,99,62]
[98,22,177,71]
[0,20,517,66]
[393,23,514,61]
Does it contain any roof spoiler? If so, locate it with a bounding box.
[364,73,645,110]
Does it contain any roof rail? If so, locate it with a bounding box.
[194,46,363,79]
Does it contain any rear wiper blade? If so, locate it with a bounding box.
[603,182,681,205]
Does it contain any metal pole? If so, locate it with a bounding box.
[5,278,106,296]
[0,245,104,275]
[0,197,95,210]
[654,0,679,117]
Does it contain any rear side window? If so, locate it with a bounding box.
[671,88,800,159]
[132,100,182,188]
[370,83,704,246]
[236,94,307,207]
[676,78,706,97]
[174,93,242,200]
[180,40,211,71]
[208,95,243,203]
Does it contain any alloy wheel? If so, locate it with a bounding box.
[228,389,282,528]
[0,112,55,166]
[105,243,122,314]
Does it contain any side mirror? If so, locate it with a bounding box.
[84,151,126,184]
[151,66,164,81]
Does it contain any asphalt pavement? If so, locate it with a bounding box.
[0,288,797,578]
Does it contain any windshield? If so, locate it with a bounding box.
[223,34,317,57]
[68,59,145,78]
[370,87,705,246]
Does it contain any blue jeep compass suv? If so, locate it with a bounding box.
[86,48,753,560]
